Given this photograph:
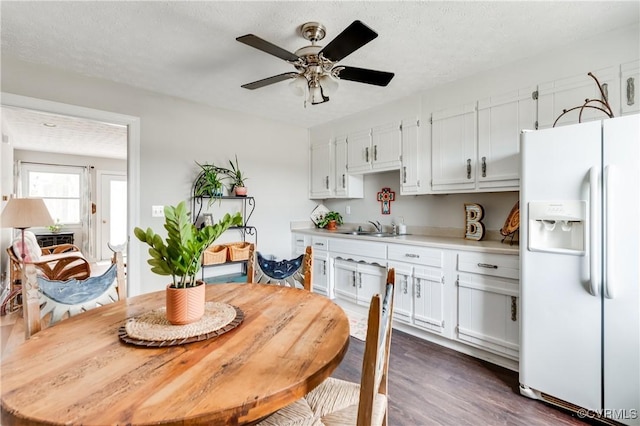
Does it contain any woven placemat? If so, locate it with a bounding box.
[118,301,244,347]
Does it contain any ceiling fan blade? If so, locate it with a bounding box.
[241,72,299,90]
[320,20,378,62]
[236,34,300,62]
[336,66,395,86]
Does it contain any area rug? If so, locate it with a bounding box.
[346,310,368,341]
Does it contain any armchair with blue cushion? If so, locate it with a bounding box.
[247,245,313,291]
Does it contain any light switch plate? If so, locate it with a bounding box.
[151,205,164,217]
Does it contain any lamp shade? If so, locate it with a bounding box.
[1,198,54,229]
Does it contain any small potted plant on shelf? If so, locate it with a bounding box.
[194,162,227,204]
[222,155,248,196]
[134,201,242,325]
[317,211,343,231]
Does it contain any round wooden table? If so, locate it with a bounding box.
[1,284,350,425]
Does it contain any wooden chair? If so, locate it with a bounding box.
[21,245,126,339]
[247,245,313,291]
[258,268,396,426]
[3,236,91,315]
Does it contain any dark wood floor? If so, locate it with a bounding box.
[332,330,592,426]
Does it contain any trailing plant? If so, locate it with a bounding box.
[316,211,343,228]
[134,201,242,288]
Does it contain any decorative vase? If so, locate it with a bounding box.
[234,186,247,196]
[326,220,337,231]
[165,281,206,325]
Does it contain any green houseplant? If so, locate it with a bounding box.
[222,155,248,196]
[194,162,227,203]
[134,201,242,324]
[317,211,343,230]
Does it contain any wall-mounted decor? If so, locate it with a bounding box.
[464,203,485,240]
[377,187,395,215]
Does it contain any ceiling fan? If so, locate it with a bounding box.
[236,20,395,106]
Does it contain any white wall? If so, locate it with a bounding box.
[312,24,639,235]
[1,56,313,294]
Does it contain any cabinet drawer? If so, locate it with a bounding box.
[311,237,330,252]
[387,244,443,268]
[330,238,386,259]
[457,252,518,280]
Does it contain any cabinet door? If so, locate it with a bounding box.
[538,66,620,129]
[621,60,640,115]
[389,262,413,324]
[312,251,330,297]
[457,272,519,359]
[356,262,386,307]
[413,266,445,334]
[400,118,424,195]
[477,87,536,190]
[309,142,333,199]
[291,233,309,257]
[334,258,358,302]
[334,136,364,198]
[346,129,372,173]
[371,122,401,171]
[431,103,477,191]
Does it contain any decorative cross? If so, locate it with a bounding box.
[377,187,395,215]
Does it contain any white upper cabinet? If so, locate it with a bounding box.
[477,86,536,190]
[400,117,430,195]
[347,123,401,174]
[309,140,333,199]
[431,103,477,192]
[334,136,364,198]
[621,60,640,116]
[538,66,620,129]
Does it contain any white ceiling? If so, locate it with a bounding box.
[1,1,638,158]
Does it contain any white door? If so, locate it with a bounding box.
[602,114,640,425]
[100,172,127,260]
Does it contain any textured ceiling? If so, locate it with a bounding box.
[1,1,639,158]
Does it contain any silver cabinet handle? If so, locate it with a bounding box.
[405,253,420,258]
[358,272,362,288]
[511,296,517,322]
[325,176,329,189]
[352,271,356,287]
[322,260,326,276]
[601,83,609,102]
[342,174,346,188]
[403,166,407,183]
[416,279,421,298]
[314,242,325,247]
[477,263,498,269]
[365,147,369,162]
[403,276,408,294]
[628,77,635,106]
[481,156,487,177]
[466,159,472,179]
[374,145,378,161]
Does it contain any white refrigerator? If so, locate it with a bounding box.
[519,113,640,425]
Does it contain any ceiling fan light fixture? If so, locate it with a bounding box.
[309,85,329,105]
[289,75,308,97]
[319,74,339,96]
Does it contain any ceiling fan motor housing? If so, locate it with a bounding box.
[300,22,326,42]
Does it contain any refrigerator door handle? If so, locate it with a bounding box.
[589,166,599,297]
[604,165,616,299]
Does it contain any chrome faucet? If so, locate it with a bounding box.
[368,220,382,233]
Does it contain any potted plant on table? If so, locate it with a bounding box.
[222,155,248,196]
[134,201,242,325]
[317,211,343,231]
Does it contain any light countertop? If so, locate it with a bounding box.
[291,225,519,256]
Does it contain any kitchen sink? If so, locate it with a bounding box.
[340,231,397,237]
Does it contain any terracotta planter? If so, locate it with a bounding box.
[165,281,205,325]
[326,220,337,231]
[234,186,247,196]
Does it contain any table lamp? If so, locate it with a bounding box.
[1,198,54,262]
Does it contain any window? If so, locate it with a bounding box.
[21,163,84,225]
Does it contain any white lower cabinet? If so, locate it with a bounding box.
[455,251,520,360]
[312,249,331,298]
[334,258,386,307]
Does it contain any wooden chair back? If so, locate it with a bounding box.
[22,246,126,339]
[357,268,395,426]
[247,245,313,291]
